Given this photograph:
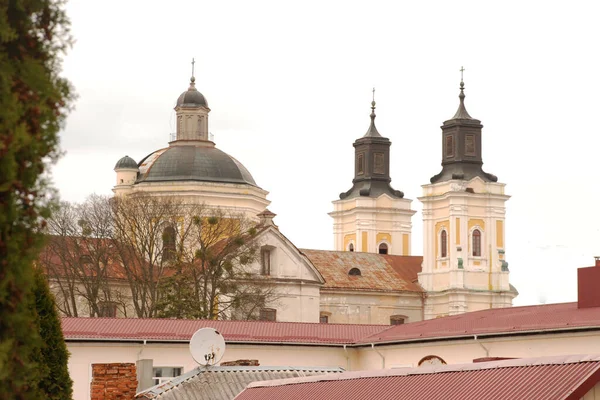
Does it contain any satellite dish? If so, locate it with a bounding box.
[189,327,226,366]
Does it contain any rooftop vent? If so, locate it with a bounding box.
[577,257,600,309]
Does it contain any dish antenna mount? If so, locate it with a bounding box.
[189,327,226,366]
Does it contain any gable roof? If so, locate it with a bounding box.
[256,226,325,284]
[300,249,423,293]
[61,318,388,345]
[360,301,600,345]
[135,366,344,400]
[234,354,600,400]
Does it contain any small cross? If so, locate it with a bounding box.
[372,87,376,102]
[460,66,465,82]
[191,58,195,78]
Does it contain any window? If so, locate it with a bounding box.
[79,255,92,264]
[348,243,354,252]
[98,301,117,318]
[472,229,481,257]
[445,135,454,157]
[320,315,329,324]
[390,315,405,325]
[162,226,176,261]
[357,153,365,175]
[418,355,446,367]
[348,267,361,276]
[153,367,183,386]
[259,308,276,321]
[465,134,475,155]
[440,230,447,258]
[378,243,388,254]
[261,248,271,275]
[373,152,385,174]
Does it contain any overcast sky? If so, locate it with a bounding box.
[52,0,600,306]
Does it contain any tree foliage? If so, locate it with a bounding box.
[0,0,73,397]
[42,194,280,320]
[31,267,73,400]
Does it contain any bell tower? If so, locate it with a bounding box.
[418,72,516,319]
[173,59,211,143]
[330,92,415,255]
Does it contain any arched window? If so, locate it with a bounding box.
[162,226,176,261]
[440,230,447,258]
[348,243,354,252]
[390,315,406,325]
[378,243,388,255]
[348,268,361,276]
[472,229,481,257]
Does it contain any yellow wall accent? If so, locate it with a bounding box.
[343,233,356,251]
[441,261,447,267]
[468,218,485,231]
[361,232,368,252]
[402,234,409,256]
[376,233,392,244]
[473,261,481,266]
[496,220,504,248]
[434,220,449,260]
[455,217,461,245]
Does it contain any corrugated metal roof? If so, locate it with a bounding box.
[360,302,600,344]
[234,354,600,400]
[136,366,344,400]
[301,249,423,293]
[62,302,600,346]
[61,318,389,344]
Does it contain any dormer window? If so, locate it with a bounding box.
[348,267,361,276]
[378,243,388,254]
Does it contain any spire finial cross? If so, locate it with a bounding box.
[460,66,465,83]
[191,58,196,78]
[372,87,376,103]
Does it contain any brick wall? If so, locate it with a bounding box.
[91,363,138,400]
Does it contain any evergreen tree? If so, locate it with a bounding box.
[0,1,73,398]
[31,268,73,400]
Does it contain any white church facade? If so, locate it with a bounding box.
[47,68,517,325]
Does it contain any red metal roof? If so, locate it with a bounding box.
[62,302,600,346]
[61,318,389,344]
[234,354,600,400]
[301,249,423,293]
[360,302,600,344]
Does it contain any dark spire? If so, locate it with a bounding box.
[338,91,404,200]
[451,67,473,120]
[429,70,497,184]
[364,87,382,137]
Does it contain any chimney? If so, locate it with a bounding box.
[91,363,137,400]
[577,257,600,309]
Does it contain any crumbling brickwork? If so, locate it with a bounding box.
[91,363,138,400]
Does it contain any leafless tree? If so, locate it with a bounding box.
[154,207,280,320]
[42,195,127,317]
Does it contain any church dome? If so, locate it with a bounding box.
[114,155,138,170]
[137,145,257,186]
[176,77,208,108]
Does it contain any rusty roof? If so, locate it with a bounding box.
[360,301,600,344]
[300,249,423,293]
[234,354,600,400]
[61,318,388,345]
